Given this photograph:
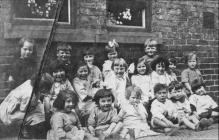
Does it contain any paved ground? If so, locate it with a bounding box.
[0,124,218,140]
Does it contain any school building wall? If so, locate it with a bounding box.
[0,0,218,104]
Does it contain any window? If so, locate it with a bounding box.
[13,0,70,24]
[107,0,150,28]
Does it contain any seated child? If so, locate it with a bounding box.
[117,85,159,139]
[102,39,119,79]
[47,90,85,140]
[88,89,118,139]
[168,81,200,130]
[189,80,218,123]
[150,83,179,135]
[167,55,178,82]
[104,58,131,106]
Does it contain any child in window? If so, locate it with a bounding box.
[44,43,75,81]
[189,80,218,126]
[168,81,201,131]
[181,52,204,96]
[88,89,118,139]
[44,65,74,114]
[47,90,85,140]
[117,85,159,139]
[131,58,153,105]
[150,83,179,135]
[150,56,173,94]
[167,56,178,82]
[104,58,131,107]
[8,37,38,89]
[102,39,119,79]
[83,48,103,89]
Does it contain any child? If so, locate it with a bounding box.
[117,85,159,139]
[128,38,160,74]
[8,37,38,89]
[189,80,218,122]
[44,43,75,81]
[72,61,96,126]
[140,38,160,65]
[44,65,74,114]
[104,58,131,106]
[181,52,204,95]
[47,90,85,140]
[131,58,153,104]
[102,39,119,79]
[150,56,173,94]
[167,56,178,82]
[150,83,179,134]
[88,89,118,139]
[168,81,200,130]
[83,48,103,87]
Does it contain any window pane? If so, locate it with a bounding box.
[14,0,69,22]
[107,0,145,27]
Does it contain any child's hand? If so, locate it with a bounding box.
[165,120,175,128]
[103,129,111,137]
[64,124,74,132]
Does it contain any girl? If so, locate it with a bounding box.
[117,85,159,139]
[8,37,38,89]
[47,90,85,140]
[150,56,173,95]
[44,65,74,114]
[131,58,153,104]
[181,52,204,96]
[88,89,118,139]
[167,56,178,82]
[83,48,103,88]
[104,58,131,106]
[168,81,201,131]
[102,39,119,79]
[72,61,96,126]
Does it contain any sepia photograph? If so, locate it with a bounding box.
[0,0,218,139]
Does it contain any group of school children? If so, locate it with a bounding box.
[0,37,218,140]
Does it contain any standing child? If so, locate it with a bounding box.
[88,89,118,139]
[8,37,38,89]
[131,58,153,104]
[83,48,103,88]
[102,39,119,79]
[168,81,201,130]
[104,58,131,106]
[189,80,218,127]
[181,52,204,96]
[117,85,159,139]
[47,90,85,140]
[150,83,179,135]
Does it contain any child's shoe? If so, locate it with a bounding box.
[199,118,213,130]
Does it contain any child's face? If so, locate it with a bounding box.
[137,62,146,75]
[57,50,71,62]
[155,62,165,75]
[155,89,167,103]
[188,56,197,69]
[20,41,34,59]
[77,65,89,80]
[107,51,118,61]
[129,92,141,105]
[169,61,176,71]
[84,55,94,68]
[99,96,113,112]
[145,41,157,57]
[194,86,206,95]
[170,88,184,100]
[113,65,126,78]
[53,70,65,82]
[64,97,74,113]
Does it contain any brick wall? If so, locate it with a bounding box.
[0,0,218,103]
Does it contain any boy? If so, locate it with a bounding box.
[150,83,179,135]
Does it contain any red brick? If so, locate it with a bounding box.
[209,86,219,91]
[198,40,209,45]
[186,39,198,45]
[203,75,212,80]
[212,75,218,80]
